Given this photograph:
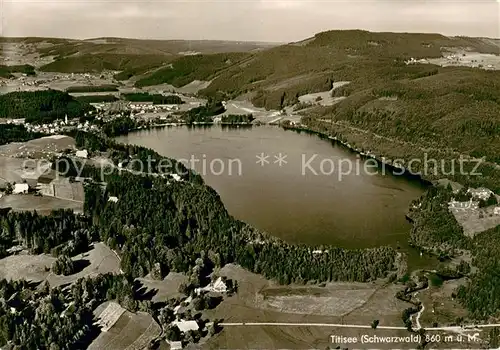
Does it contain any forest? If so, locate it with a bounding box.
[101,116,138,137]
[221,114,254,124]
[38,52,169,74]
[182,100,225,124]
[0,209,93,258]
[0,274,139,349]
[0,90,94,123]
[75,95,118,103]
[407,185,469,257]
[0,64,36,78]
[134,52,248,88]
[457,225,500,319]
[0,124,44,146]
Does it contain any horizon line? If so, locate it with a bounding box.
[2,28,499,43]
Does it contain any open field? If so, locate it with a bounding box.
[297,81,350,106]
[204,265,483,349]
[419,279,469,328]
[137,272,187,302]
[202,264,415,349]
[139,80,212,95]
[223,100,282,124]
[89,301,161,350]
[0,194,83,214]
[94,301,127,332]
[450,205,500,237]
[0,242,121,286]
[41,177,85,202]
[0,253,53,282]
[261,285,375,316]
[0,135,75,158]
[0,156,38,185]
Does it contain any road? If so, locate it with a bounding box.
[412,285,429,330]
[220,322,500,332]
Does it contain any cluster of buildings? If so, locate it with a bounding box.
[25,117,98,134]
[129,102,181,113]
[467,187,494,201]
[448,187,500,215]
[448,198,479,211]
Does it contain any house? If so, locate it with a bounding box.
[75,150,88,159]
[170,341,183,350]
[13,183,29,194]
[172,320,199,333]
[195,277,228,294]
[494,207,500,215]
[108,196,119,203]
[212,277,227,293]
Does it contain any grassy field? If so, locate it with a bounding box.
[202,264,414,349]
[203,264,484,349]
[137,272,187,302]
[0,135,75,158]
[0,242,121,286]
[0,194,84,214]
[89,301,161,350]
[450,204,500,237]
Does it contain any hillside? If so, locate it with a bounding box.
[0,36,278,75]
[125,30,500,190]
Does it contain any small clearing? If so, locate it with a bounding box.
[0,135,75,158]
[0,242,121,286]
[95,301,127,332]
[297,81,350,106]
[450,204,500,237]
[137,272,188,302]
[0,194,84,214]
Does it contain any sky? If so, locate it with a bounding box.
[1,0,499,42]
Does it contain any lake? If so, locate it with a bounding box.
[117,126,427,261]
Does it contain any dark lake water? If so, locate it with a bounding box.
[117,125,429,264]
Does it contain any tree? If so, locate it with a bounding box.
[5,183,12,195]
[489,327,500,348]
[193,296,206,311]
[51,255,75,275]
[165,325,181,342]
[456,261,470,276]
[371,319,379,329]
[486,194,498,207]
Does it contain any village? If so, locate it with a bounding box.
[447,186,500,237]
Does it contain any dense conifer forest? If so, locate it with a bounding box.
[0,124,44,145]
[0,90,94,123]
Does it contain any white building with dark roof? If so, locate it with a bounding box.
[13,183,29,194]
[172,320,199,333]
